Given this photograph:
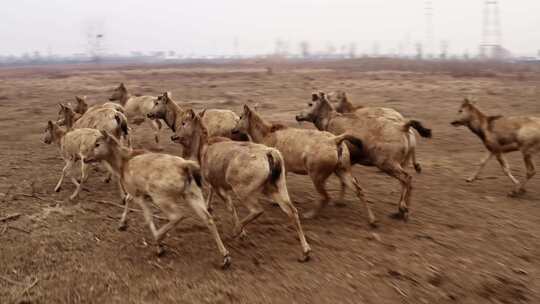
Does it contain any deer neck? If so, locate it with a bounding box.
[313,105,334,131]
[54,127,66,148]
[343,102,355,113]
[467,107,489,142]
[186,125,208,164]
[165,100,183,132]
[247,114,272,143]
[119,91,130,106]
[63,111,75,130]
[104,144,132,179]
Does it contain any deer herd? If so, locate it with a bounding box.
[42,83,539,268]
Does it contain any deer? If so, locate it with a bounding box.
[84,130,231,268]
[109,83,162,145]
[232,105,377,227]
[58,103,130,197]
[171,109,311,261]
[58,103,129,148]
[451,98,540,196]
[296,92,432,221]
[43,120,103,200]
[327,90,431,173]
[73,95,125,115]
[147,92,248,141]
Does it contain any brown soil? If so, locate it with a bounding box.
[0,61,539,304]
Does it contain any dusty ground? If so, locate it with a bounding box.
[0,61,539,303]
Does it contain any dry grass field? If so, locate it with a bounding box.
[0,60,539,303]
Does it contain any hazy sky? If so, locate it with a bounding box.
[1,0,539,56]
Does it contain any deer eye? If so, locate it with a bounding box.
[308,102,313,107]
[95,143,100,148]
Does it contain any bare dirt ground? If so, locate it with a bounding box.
[0,60,539,303]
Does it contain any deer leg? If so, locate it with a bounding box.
[233,196,263,238]
[408,132,421,173]
[137,195,184,256]
[303,172,331,219]
[70,159,88,200]
[206,187,215,213]
[519,153,536,192]
[270,187,311,262]
[467,152,493,182]
[150,119,161,145]
[55,159,74,192]
[188,194,231,269]
[336,179,347,207]
[221,190,244,237]
[385,165,412,221]
[495,154,522,196]
[118,194,131,231]
[336,169,377,227]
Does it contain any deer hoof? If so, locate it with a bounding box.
[156,244,166,256]
[54,186,61,192]
[333,201,347,208]
[369,220,379,229]
[302,210,318,219]
[118,222,128,231]
[298,250,311,263]
[508,188,526,197]
[465,177,475,183]
[221,255,232,269]
[414,163,422,173]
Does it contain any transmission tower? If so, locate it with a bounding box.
[480,1,503,59]
[424,1,434,58]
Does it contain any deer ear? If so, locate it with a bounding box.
[187,109,195,119]
[47,120,53,128]
[119,83,125,89]
[164,91,172,99]
[311,93,319,101]
[198,108,207,118]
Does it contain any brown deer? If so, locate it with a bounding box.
[451,98,540,196]
[233,105,377,226]
[171,109,311,261]
[43,120,103,200]
[73,95,125,115]
[85,131,231,268]
[147,92,248,140]
[328,90,431,172]
[296,92,432,221]
[109,83,162,144]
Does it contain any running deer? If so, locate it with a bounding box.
[73,95,125,115]
[58,103,130,147]
[43,120,103,200]
[232,105,377,226]
[451,98,540,196]
[296,92,432,221]
[328,90,429,172]
[171,109,311,261]
[85,131,231,268]
[109,83,162,144]
[147,92,248,141]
